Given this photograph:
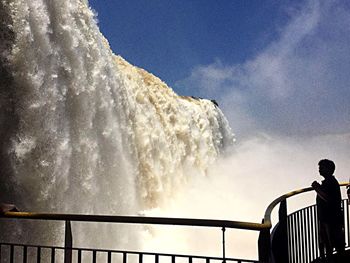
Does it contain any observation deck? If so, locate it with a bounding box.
[0,184,349,263]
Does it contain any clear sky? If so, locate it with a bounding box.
[88,0,350,139]
[89,0,289,87]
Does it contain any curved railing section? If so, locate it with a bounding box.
[263,183,349,228]
[259,183,350,263]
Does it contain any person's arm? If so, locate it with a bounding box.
[311,181,330,202]
[0,203,19,213]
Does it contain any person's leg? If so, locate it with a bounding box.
[318,222,326,259]
[331,224,345,262]
[323,223,334,261]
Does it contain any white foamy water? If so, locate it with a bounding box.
[0,0,234,251]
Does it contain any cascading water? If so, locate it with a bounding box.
[0,0,234,252]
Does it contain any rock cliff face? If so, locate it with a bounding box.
[0,0,234,247]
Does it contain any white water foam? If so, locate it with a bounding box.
[0,0,234,253]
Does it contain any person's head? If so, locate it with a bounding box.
[318,159,335,177]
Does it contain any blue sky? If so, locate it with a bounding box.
[89,0,290,86]
[89,0,350,139]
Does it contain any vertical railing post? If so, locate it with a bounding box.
[279,200,289,261]
[258,219,271,263]
[270,200,288,263]
[222,227,226,263]
[64,220,72,263]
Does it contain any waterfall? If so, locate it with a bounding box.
[0,0,234,249]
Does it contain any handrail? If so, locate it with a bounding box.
[0,211,265,231]
[257,182,349,262]
[1,182,347,232]
[262,182,349,228]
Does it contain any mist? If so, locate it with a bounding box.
[178,0,350,138]
[141,133,350,259]
[151,0,350,259]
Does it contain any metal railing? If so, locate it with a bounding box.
[286,199,349,263]
[0,183,348,263]
[0,242,258,263]
[261,183,350,263]
[0,212,263,263]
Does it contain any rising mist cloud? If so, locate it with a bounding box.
[178,0,350,138]
[171,2,350,257]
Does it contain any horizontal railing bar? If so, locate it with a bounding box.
[0,212,264,231]
[0,243,258,262]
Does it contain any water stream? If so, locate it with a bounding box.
[0,0,234,251]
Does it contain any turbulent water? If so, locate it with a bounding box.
[0,0,234,249]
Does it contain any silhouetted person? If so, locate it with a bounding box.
[311,159,344,261]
